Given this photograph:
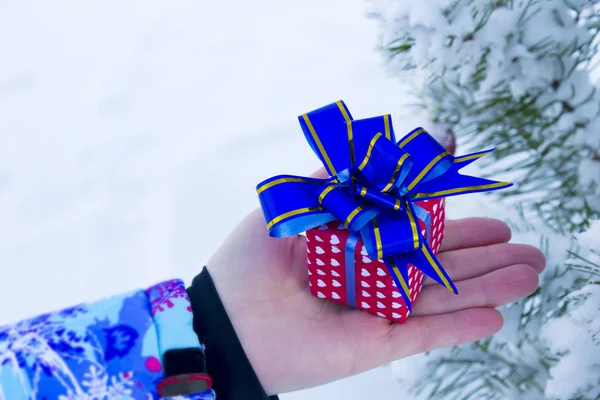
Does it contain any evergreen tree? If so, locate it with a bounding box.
[370,0,600,233]
[392,211,599,399]
[368,1,600,398]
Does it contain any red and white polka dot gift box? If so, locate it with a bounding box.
[306,198,445,323]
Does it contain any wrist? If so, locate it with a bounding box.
[187,267,277,400]
[145,279,215,398]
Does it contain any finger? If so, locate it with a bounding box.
[440,218,512,252]
[413,264,539,316]
[388,308,503,359]
[310,168,329,179]
[425,243,546,286]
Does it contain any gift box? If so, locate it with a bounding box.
[257,101,511,323]
[306,198,445,323]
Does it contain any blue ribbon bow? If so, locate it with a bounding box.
[257,101,512,311]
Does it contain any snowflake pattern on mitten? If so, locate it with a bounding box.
[0,279,215,400]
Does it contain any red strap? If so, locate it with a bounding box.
[157,373,213,397]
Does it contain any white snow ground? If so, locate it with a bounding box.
[0,1,412,318]
[0,1,417,398]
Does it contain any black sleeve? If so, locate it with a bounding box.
[187,268,279,400]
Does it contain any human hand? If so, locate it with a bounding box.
[206,202,545,395]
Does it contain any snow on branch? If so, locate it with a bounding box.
[371,0,600,233]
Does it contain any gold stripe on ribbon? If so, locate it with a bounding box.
[344,206,364,228]
[384,114,391,140]
[358,132,383,171]
[337,101,355,165]
[405,201,420,249]
[422,243,454,293]
[454,152,487,163]
[318,185,337,204]
[398,128,424,148]
[406,151,450,191]
[360,187,367,197]
[266,207,325,230]
[372,218,383,259]
[394,198,401,211]
[411,182,512,199]
[381,153,410,192]
[390,260,412,302]
[302,114,337,175]
[257,177,307,194]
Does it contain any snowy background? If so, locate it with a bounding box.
[0,1,421,397]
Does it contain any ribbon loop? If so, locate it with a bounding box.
[353,186,404,212]
[350,115,396,148]
[360,205,422,260]
[256,175,336,237]
[298,101,354,177]
[398,128,454,193]
[352,129,413,193]
[318,185,379,232]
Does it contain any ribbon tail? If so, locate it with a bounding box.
[391,239,457,295]
[454,148,496,168]
[416,240,458,294]
[385,258,413,312]
[409,149,512,201]
[412,204,432,242]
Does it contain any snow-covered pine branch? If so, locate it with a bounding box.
[370,0,600,233]
[390,196,599,399]
[542,220,600,399]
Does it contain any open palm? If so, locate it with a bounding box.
[206,207,545,396]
